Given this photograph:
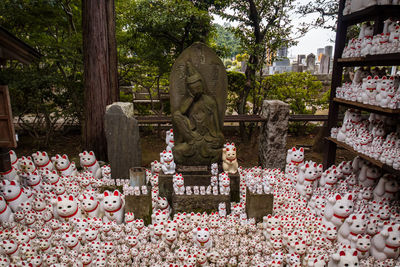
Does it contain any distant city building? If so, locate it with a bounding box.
[324,46,333,58]
[277,46,288,58]
[269,58,292,74]
[317,48,325,60]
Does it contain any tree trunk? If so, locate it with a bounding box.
[239,54,258,141]
[106,0,119,102]
[82,0,118,160]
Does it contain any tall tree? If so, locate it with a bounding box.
[298,0,338,31]
[0,0,84,147]
[82,0,118,160]
[116,0,215,114]
[217,0,300,139]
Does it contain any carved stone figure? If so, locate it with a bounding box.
[170,43,227,166]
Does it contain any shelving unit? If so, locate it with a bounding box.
[323,1,400,175]
[326,137,398,175]
[333,98,400,115]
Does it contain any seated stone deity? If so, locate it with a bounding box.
[172,61,224,165]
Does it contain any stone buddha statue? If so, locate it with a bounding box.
[172,61,225,165]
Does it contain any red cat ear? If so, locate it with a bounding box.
[62,155,67,159]
[69,195,74,201]
[104,191,109,197]
[335,194,342,200]
[57,197,62,202]
[89,151,94,156]
[339,251,346,256]
[113,190,119,196]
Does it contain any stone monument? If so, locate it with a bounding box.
[105,102,141,178]
[170,42,227,166]
[306,53,316,74]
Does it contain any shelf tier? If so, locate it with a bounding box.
[337,53,400,67]
[343,5,400,25]
[326,137,399,175]
[333,98,400,115]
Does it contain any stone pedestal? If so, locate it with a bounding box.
[125,189,152,225]
[171,193,230,214]
[158,173,240,203]
[258,100,289,170]
[245,189,273,222]
[105,102,141,179]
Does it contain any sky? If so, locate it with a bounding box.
[213,0,336,58]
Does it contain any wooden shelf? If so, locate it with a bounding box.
[326,137,399,175]
[337,53,400,67]
[342,5,400,25]
[333,98,400,115]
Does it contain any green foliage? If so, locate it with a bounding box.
[119,91,133,102]
[235,53,249,62]
[116,0,216,115]
[226,71,246,113]
[216,0,306,143]
[227,71,246,93]
[0,0,83,146]
[298,0,338,31]
[224,59,232,68]
[210,23,241,59]
[261,72,326,115]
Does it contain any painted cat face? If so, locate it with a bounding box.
[57,195,78,217]
[79,151,97,166]
[102,190,122,212]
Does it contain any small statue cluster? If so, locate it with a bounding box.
[331,109,400,170]
[171,171,231,196]
[342,20,400,58]
[336,72,400,109]
[123,185,149,196]
[239,166,274,196]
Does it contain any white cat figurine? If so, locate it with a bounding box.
[79,151,101,179]
[160,150,176,175]
[53,195,82,222]
[222,143,238,174]
[101,190,125,224]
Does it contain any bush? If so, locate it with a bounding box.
[226,71,246,113]
[261,72,328,135]
[119,91,133,102]
[224,59,232,68]
[261,72,326,115]
[1,64,83,147]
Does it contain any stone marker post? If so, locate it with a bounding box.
[258,100,289,170]
[105,102,141,179]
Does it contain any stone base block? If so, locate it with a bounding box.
[125,188,152,225]
[245,189,273,222]
[176,165,208,174]
[171,193,230,214]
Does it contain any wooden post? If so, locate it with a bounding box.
[323,0,346,169]
[82,0,118,160]
[0,85,16,173]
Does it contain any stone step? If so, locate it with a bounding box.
[125,191,152,225]
[245,188,273,222]
[171,193,230,214]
